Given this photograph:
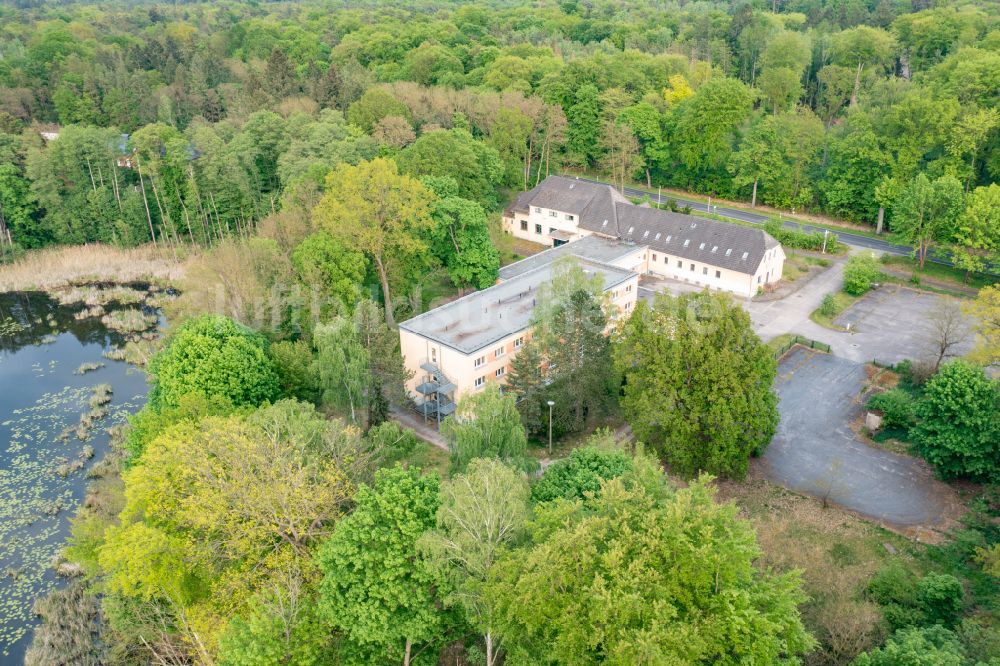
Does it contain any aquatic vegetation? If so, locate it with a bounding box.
[0,317,26,336]
[73,363,103,376]
[103,337,161,367]
[100,309,157,334]
[72,306,104,321]
[0,384,142,655]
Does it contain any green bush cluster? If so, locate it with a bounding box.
[867,389,917,431]
[843,254,884,296]
[867,563,965,631]
[764,219,841,253]
[531,445,633,503]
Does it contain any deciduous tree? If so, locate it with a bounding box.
[312,158,435,325]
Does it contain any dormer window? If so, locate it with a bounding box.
[711,246,718,253]
[699,242,705,250]
[725,249,732,256]
[741,251,749,260]
[654,233,661,240]
[643,230,649,239]
[602,220,609,227]
[665,235,672,243]
[627,226,634,235]
[683,239,690,247]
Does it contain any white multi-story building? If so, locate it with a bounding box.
[503,175,785,297]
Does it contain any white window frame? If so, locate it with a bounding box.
[495,367,505,378]
[495,346,505,359]
[474,356,485,368]
[474,376,486,388]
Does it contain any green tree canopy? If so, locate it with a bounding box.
[442,384,530,472]
[614,292,778,479]
[912,360,1000,481]
[490,476,815,664]
[148,315,281,409]
[316,466,448,664]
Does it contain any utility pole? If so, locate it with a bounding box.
[547,400,555,456]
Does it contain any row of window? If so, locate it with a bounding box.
[474,365,506,388]
[533,207,574,222]
[649,253,722,280]
[473,337,524,369]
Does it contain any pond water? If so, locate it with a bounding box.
[0,291,152,662]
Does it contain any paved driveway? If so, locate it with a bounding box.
[760,346,957,528]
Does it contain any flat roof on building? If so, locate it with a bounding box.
[400,257,636,354]
[498,235,639,281]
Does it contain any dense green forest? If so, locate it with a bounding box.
[6,2,1000,665]
[0,0,998,272]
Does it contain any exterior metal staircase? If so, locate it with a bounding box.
[415,361,457,427]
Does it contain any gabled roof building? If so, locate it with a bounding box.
[505,175,784,297]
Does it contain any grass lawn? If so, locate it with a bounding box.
[783,252,833,283]
[418,268,462,311]
[879,255,996,293]
[767,333,797,355]
[810,291,860,330]
[405,440,451,478]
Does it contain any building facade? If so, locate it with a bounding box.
[398,250,639,421]
[503,176,785,297]
[397,176,785,418]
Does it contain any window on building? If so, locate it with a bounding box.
[711,246,718,253]
[549,227,557,234]
[566,214,574,221]
[534,207,542,213]
[651,253,657,262]
[757,275,762,284]
[715,270,721,278]
[702,267,708,275]
[665,235,672,243]
[549,210,557,217]
[699,242,705,250]
[627,226,634,235]
[514,336,524,349]
[474,356,485,368]
[495,346,505,358]
[624,301,632,310]
[535,223,542,234]
[495,367,505,378]
[742,251,749,260]
[725,249,732,256]
[431,348,437,363]
[475,376,486,388]
[683,239,690,247]
[520,220,527,231]
[676,260,682,268]
[626,284,633,292]
[690,263,695,271]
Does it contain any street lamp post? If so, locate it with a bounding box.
[546,400,555,456]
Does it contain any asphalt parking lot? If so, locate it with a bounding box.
[831,285,975,365]
[760,346,957,528]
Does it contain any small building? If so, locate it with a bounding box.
[503,176,785,297]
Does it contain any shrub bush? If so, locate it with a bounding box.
[531,445,633,503]
[819,293,839,317]
[917,573,964,627]
[843,254,883,296]
[764,219,841,252]
[867,389,916,431]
